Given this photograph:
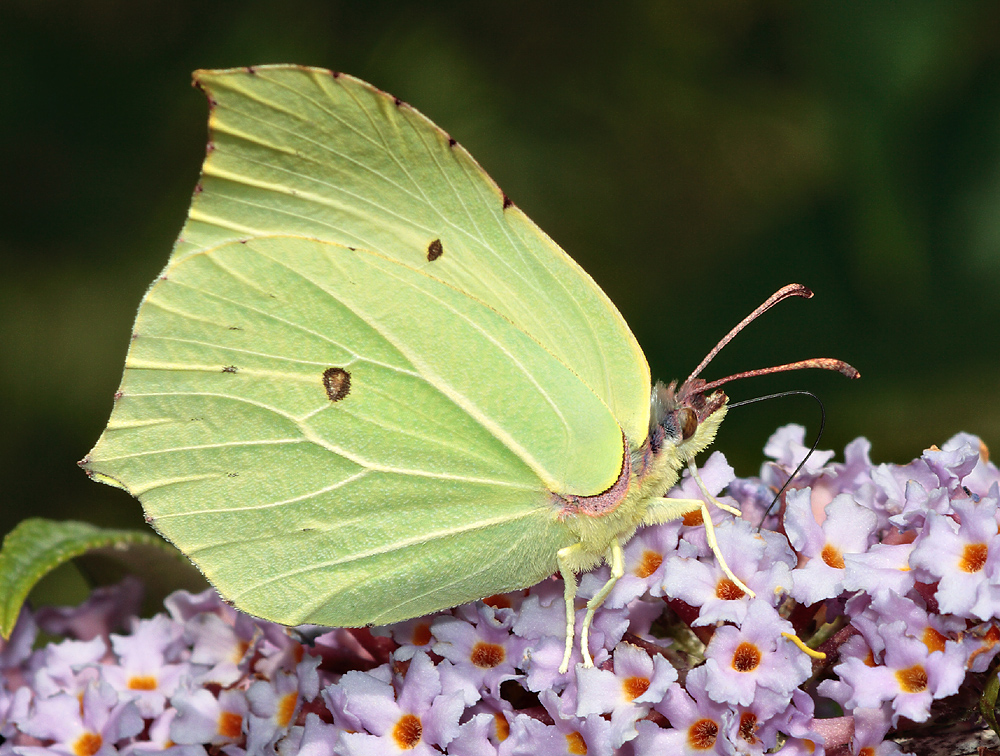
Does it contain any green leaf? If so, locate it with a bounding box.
[0,518,181,639]
[981,663,1000,739]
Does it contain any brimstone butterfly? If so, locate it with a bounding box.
[81,66,857,672]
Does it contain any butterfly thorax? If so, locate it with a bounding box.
[556,382,727,571]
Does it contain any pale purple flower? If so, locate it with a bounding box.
[512,585,621,690]
[574,641,676,747]
[13,681,142,756]
[373,616,440,662]
[910,494,1000,620]
[184,610,257,685]
[170,687,249,748]
[818,621,966,724]
[102,615,187,718]
[285,713,340,756]
[35,577,143,644]
[635,678,736,756]
[121,707,204,756]
[328,651,463,755]
[501,689,612,756]
[246,657,320,755]
[433,605,525,703]
[700,601,811,716]
[578,521,682,609]
[841,542,915,600]
[785,490,879,604]
[32,636,106,698]
[662,519,794,626]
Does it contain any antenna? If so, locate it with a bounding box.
[685,284,859,394]
[729,390,828,526]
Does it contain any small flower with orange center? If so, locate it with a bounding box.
[910,496,1000,621]
[848,705,902,756]
[14,684,143,756]
[841,541,916,600]
[661,517,795,627]
[183,610,258,686]
[785,490,878,605]
[328,651,465,754]
[817,622,967,725]
[432,605,527,704]
[244,658,321,753]
[502,688,613,756]
[722,687,821,754]
[634,677,735,756]
[575,641,677,748]
[101,615,187,719]
[701,601,811,716]
[169,687,249,747]
[375,616,441,662]
[442,703,513,754]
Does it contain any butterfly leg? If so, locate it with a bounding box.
[687,461,742,516]
[557,545,581,674]
[579,541,624,667]
[644,495,755,599]
[694,496,754,597]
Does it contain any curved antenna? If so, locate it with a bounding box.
[698,358,859,395]
[728,390,827,528]
[686,284,814,384]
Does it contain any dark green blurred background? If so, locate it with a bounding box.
[3,1,1000,540]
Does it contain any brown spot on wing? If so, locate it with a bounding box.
[427,239,444,261]
[323,367,351,402]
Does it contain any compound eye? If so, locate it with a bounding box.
[678,407,698,441]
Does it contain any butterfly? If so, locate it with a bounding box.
[81,66,856,673]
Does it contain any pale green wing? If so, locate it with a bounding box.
[176,66,650,446]
[84,236,625,626]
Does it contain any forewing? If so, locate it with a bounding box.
[83,236,622,625]
[177,66,651,445]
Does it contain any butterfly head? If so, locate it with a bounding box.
[646,283,860,466]
[648,379,728,463]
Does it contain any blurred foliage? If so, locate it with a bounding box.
[2,0,1000,541]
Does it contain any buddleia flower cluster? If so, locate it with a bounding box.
[2,426,1000,755]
